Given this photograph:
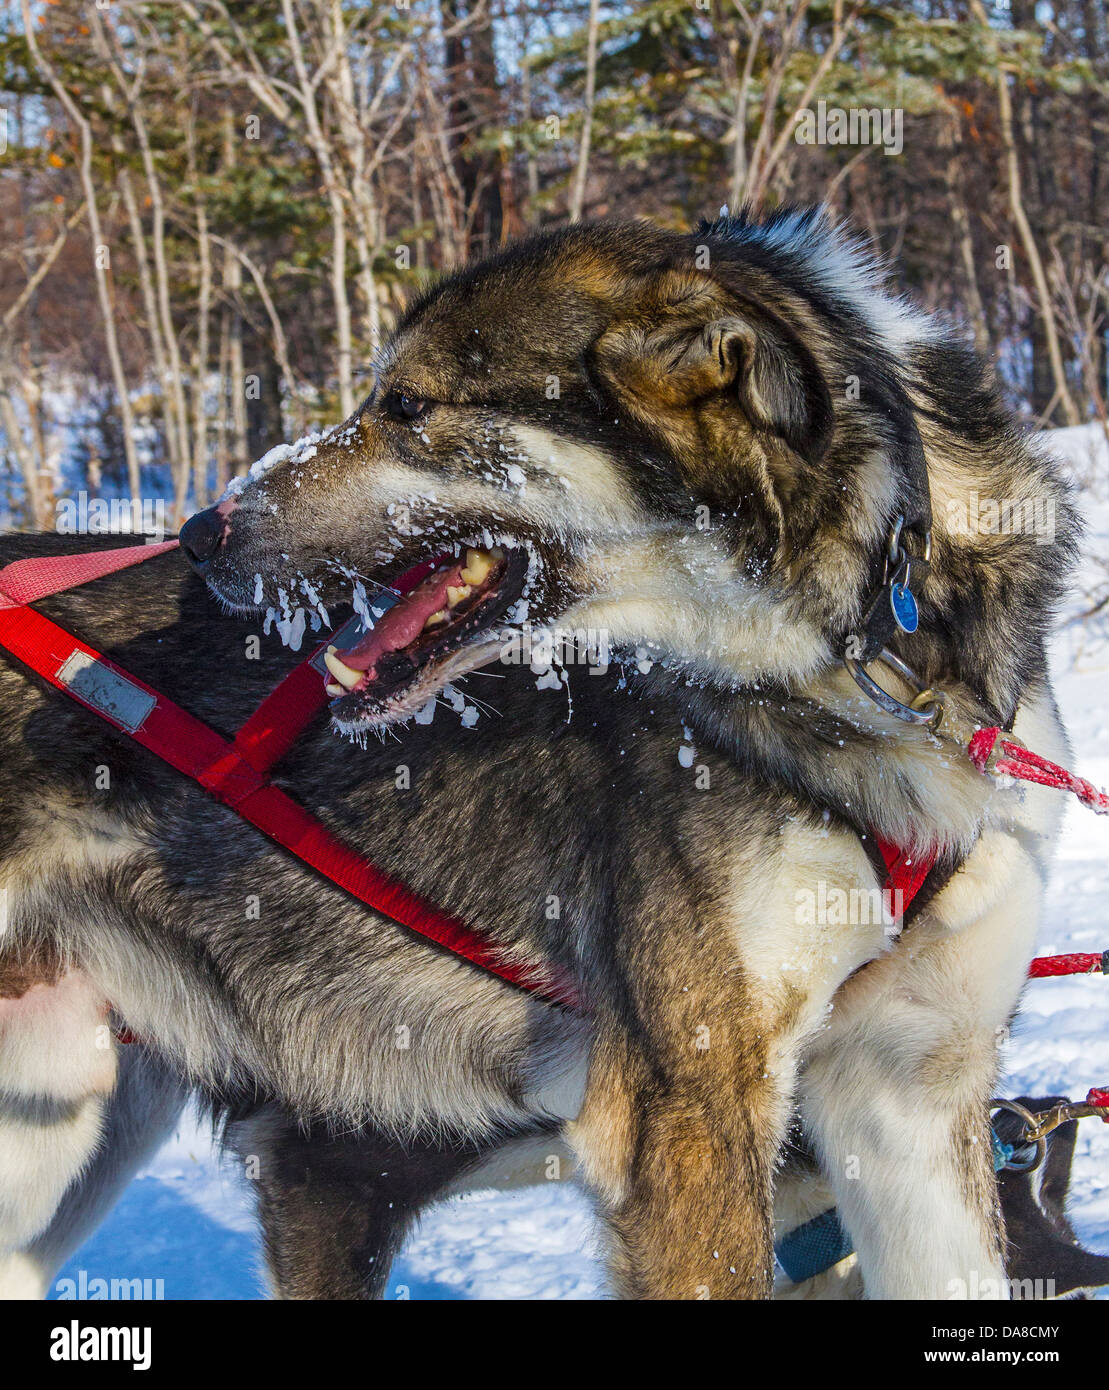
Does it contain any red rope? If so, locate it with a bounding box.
[1087,1087,1109,1117]
[1029,951,1106,978]
[968,727,1109,815]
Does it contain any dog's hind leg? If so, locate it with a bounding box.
[0,968,119,1298]
[227,1107,506,1299]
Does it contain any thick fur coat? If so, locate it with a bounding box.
[0,208,1082,1299]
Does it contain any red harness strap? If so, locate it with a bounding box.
[0,541,181,609]
[0,542,577,1010]
[230,554,439,775]
[874,837,934,919]
[878,729,1109,931]
[877,854,1109,980]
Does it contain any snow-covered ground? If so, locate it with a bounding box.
[48,425,1109,1300]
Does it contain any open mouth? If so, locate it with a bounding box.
[321,545,529,728]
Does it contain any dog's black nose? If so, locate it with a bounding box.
[179,507,226,569]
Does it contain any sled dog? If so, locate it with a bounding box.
[0,208,1082,1299]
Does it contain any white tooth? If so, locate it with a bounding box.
[423,609,449,630]
[325,682,344,697]
[324,648,361,689]
[446,584,472,607]
[460,549,494,585]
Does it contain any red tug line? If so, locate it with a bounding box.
[1029,950,1107,978]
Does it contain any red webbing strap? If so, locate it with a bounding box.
[0,541,180,609]
[877,843,1109,980]
[0,559,576,1009]
[0,602,242,789]
[875,836,934,919]
[231,654,331,774]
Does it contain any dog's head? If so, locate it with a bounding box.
[183,209,1053,734]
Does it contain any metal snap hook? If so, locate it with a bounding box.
[989,1099,1048,1174]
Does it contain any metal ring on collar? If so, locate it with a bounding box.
[887,515,904,567]
[844,648,943,727]
[886,514,933,574]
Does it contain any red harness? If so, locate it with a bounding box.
[0,541,576,1009]
[0,541,1103,1017]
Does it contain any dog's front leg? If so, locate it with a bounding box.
[570,1014,785,1299]
[568,822,889,1300]
[798,828,1049,1299]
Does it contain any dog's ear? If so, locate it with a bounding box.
[594,281,834,466]
[678,316,834,464]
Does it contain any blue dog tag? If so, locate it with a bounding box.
[890,582,918,633]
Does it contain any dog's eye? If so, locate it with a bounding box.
[383,390,430,422]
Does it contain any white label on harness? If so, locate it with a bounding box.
[56,651,157,733]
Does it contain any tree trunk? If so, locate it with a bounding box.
[441,0,503,256]
[281,0,356,417]
[0,366,43,528]
[118,164,181,478]
[945,157,991,358]
[569,0,600,224]
[23,1,142,498]
[190,204,212,510]
[970,0,1080,426]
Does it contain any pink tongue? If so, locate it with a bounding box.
[337,563,465,674]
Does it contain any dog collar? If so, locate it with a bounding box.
[853,513,932,665]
